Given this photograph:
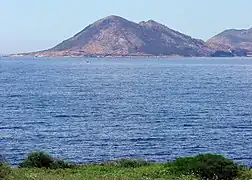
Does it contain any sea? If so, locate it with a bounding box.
[1,57,252,166]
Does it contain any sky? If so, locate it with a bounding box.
[1,0,252,54]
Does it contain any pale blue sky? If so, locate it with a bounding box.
[1,0,251,54]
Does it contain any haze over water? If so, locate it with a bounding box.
[1,57,252,166]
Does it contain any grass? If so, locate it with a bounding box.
[6,164,252,180]
[6,164,198,180]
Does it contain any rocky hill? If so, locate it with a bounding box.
[207,28,252,52]
[22,15,214,57]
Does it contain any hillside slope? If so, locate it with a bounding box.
[24,15,213,57]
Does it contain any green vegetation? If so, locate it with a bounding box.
[0,164,11,179]
[5,165,198,180]
[101,159,151,168]
[0,155,11,179]
[19,151,74,169]
[167,154,239,180]
[2,152,252,180]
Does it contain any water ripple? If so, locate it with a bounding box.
[1,57,252,166]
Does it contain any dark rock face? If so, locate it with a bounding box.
[232,49,247,56]
[32,15,213,57]
[207,28,252,52]
[211,51,235,57]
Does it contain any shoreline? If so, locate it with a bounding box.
[6,54,252,59]
[7,54,193,59]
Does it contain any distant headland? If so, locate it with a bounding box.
[10,15,252,58]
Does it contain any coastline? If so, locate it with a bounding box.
[4,55,252,59]
[7,53,191,59]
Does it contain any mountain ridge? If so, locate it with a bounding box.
[13,15,251,57]
[16,15,214,57]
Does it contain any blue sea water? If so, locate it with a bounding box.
[1,57,252,166]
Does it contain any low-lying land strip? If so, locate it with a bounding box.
[1,152,252,180]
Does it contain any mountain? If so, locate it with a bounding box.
[21,15,213,57]
[207,28,252,52]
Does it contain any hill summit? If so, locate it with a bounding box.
[207,27,252,52]
[25,15,213,57]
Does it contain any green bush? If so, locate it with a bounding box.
[102,159,151,168]
[19,151,54,168]
[0,155,11,179]
[0,155,6,164]
[0,164,11,179]
[50,159,75,169]
[19,151,74,169]
[169,154,239,180]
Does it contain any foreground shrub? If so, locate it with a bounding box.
[50,159,74,169]
[0,155,6,164]
[169,154,239,180]
[116,159,151,168]
[19,151,74,169]
[0,164,11,179]
[19,152,54,168]
[0,155,11,179]
[102,159,151,168]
